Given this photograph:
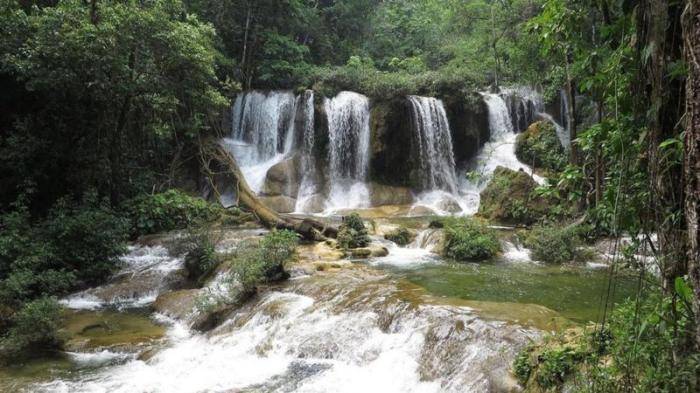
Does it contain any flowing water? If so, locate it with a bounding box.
[407,96,458,194]
[294,91,319,213]
[324,92,372,211]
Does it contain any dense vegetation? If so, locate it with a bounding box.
[0,0,699,390]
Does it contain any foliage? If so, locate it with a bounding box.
[515,288,700,392]
[230,230,298,297]
[337,213,371,249]
[515,121,567,173]
[122,190,227,237]
[0,297,62,363]
[442,218,500,261]
[524,225,581,264]
[0,193,128,308]
[384,227,415,246]
[181,224,224,286]
[0,0,228,208]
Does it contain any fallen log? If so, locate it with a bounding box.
[199,138,337,240]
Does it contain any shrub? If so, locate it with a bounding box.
[384,227,415,246]
[122,189,226,237]
[230,230,298,296]
[442,218,500,261]
[0,297,62,362]
[41,195,128,285]
[513,348,533,384]
[524,225,580,264]
[337,213,370,249]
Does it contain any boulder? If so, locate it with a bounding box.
[369,183,414,206]
[350,248,372,258]
[369,244,389,257]
[437,196,462,213]
[262,155,301,197]
[408,205,437,217]
[515,121,567,173]
[153,289,200,320]
[258,195,297,213]
[443,93,490,165]
[478,166,549,225]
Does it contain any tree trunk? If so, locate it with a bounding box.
[564,50,578,165]
[641,0,686,292]
[198,138,337,241]
[683,0,700,350]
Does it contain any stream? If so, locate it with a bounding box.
[0,219,637,393]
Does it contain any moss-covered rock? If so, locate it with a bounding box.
[478,166,549,225]
[441,217,500,261]
[515,121,567,173]
[384,227,417,246]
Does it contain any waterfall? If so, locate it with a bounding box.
[225,91,298,193]
[294,91,318,212]
[324,91,371,210]
[407,96,458,194]
[459,93,543,213]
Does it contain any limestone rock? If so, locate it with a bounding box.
[259,195,297,213]
[478,166,549,225]
[262,155,301,197]
[369,183,414,206]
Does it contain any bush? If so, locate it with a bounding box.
[230,230,298,296]
[442,218,500,261]
[337,213,370,249]
[524,225,580,264]
[41,195,128,285]
[384,227,415,246]
[0,297,62,362]
[513,348,533,384]
[515,121,567,173]
[122,189,227,237]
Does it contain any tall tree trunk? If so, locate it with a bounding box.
[682,0,700,350]
[564,50,578,165]
[241,2,252,88]
[641,0,686,292]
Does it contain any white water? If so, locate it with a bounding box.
[39,271,536,393]
[324,92,372,211]
[60,245,183,310]
[294,91,319,213]
[227,91,299,194]
[407,96,458,193]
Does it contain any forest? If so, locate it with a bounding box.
[0,0,699,391]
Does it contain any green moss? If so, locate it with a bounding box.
[337,213,371,249]
[524,225,581,264]
[478,166,549,225]
[442,218,500,261]
[384,227,415,246]
[515,121,567,174]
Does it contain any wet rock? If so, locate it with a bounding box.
[478,166,549,225]
[408,205,437,216]
[262,155,301,197]
[350,248,372,258]
[369,245,389,257]
[437,197,462,213]
[297,194,326,213]
[258,195,297,213]
[62,310,165,352]
[369,183,414,206]
[153,289,199,320]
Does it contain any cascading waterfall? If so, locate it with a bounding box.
[294,91,318,212]
[324,91,371,210]
[407,96,458,194]
[457,92,544,214]
[225,91,298,193]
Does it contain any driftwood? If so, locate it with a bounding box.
[199,138,337,240]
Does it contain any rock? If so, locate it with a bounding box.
[437,197,462,213]
[369,100,417,187]
[350,248,372,258]
[297,193,326,213]
[515,121,567,173]
[261,155,301,197]
[478,166,549,225]
[369,183,414,206]
[408,205,437,216]
[443,93,490,165]
[258,195,297,213]
[369,245,389,257]
[384,227,417,246]
[153,289,200,320]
